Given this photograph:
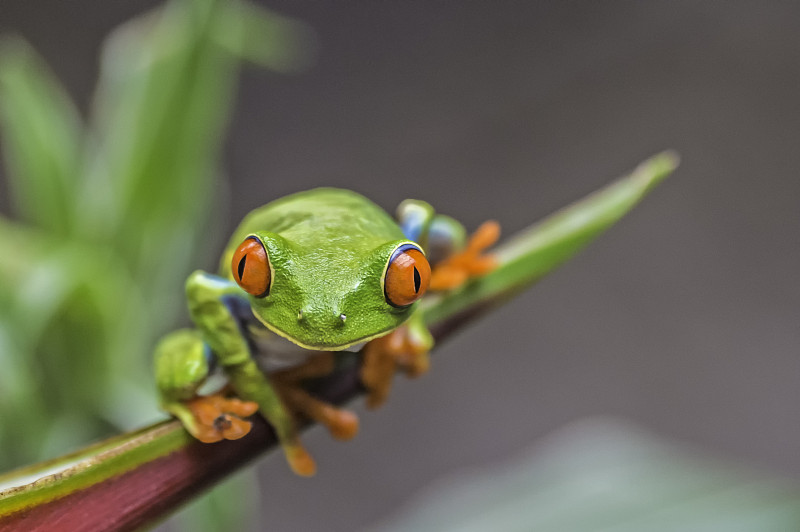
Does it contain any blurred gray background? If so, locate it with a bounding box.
[2,1,799,530]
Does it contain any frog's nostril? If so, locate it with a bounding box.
[339,313,347,324]
[297,309,305,321]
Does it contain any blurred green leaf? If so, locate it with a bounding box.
[370,419,800,532]
[0,38,83,235]
[81,0,314,332]
[212,1,316,71]
[0,220,152,457]
[85,0,234,250]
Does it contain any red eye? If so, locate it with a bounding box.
[231,237,271,297]
[384,244,431,307]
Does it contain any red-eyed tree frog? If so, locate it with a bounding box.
[154,188,498,476]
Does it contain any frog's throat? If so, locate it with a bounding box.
[252,311,393,351]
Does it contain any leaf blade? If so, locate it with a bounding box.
[0,38,84,234]
[421,151,679,326]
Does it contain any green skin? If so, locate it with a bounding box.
[155,187,466,466]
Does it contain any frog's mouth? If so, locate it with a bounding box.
[252,312,393,351]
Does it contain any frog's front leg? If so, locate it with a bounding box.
[361,312,433,408]
[155,329,258,442]
[184,271,315,476]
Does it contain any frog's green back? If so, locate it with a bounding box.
[220,188,403,276]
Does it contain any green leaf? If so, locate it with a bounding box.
[212,1,316,71]
[84,0,233,232]
[81,0,312,328]
[370,419,800,532]
[421,151,679,326]
[0,37,84,234]
[0,218,153,465]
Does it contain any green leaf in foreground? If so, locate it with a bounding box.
[370,418,800,532]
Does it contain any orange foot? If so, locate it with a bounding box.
[430,220,500,291]
[361,325,430,409]
[186,393,259,443]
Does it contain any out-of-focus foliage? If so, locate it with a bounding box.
[370,418,800,532]
[0,0,311,527]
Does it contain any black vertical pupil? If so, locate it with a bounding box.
[413,266,421,293]
[238,255,247,280]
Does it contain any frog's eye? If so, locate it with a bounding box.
[384,244,431,307]
[231,237,271,297]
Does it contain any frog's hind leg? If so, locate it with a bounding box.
[271,353,360,441]
[278,386,359,441]
[361,313,433,408]
[225,358,317,476]
[154,329,258,443]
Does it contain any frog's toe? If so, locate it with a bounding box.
[217,414,253,440]
[400,350,430,378]
[468,219,501,252]
[429,220,500,291]
[184,393,256,442]
[364,387,390,409]
[286,445,317,477]
[222,397,259,418]
[194,424,226,444]
[429,265,468,291]
[327,409,359,440]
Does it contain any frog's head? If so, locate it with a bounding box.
[229,232,431,350]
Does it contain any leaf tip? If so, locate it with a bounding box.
[636,150,680,194]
